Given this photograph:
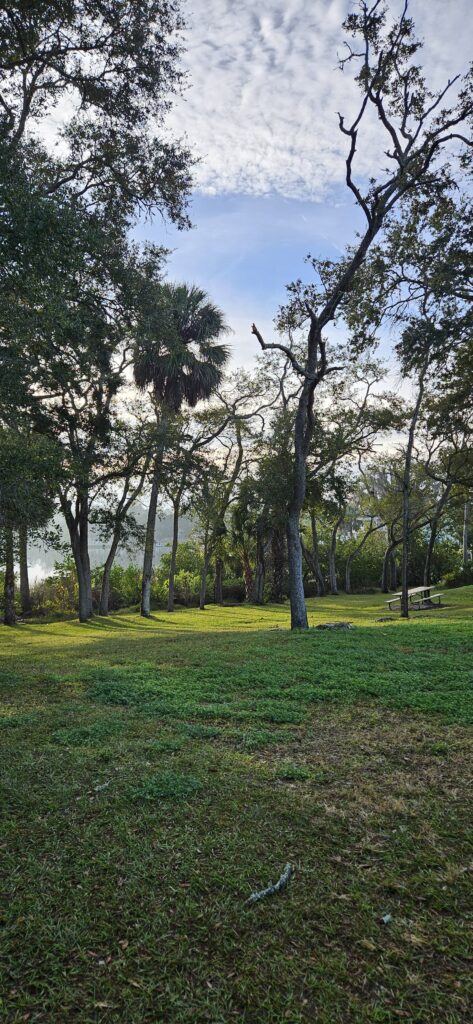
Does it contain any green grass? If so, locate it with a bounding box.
[1,588,472,1023]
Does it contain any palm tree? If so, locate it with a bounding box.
[134,283,230,617]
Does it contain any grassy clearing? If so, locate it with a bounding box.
[1,588,472,1022]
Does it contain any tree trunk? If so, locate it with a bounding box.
[254,522,266,604]
[345,553,354,595]
[167,501,180,612]
[214,557,224,605]
[390,551,398,590]
[199,542,210,610]
[270,526,286,601]
[328,516,343,595]
[62,490,93,622]
[463,501,470,567]
[310,512,325,596]
[242,551,254,602]
[382,541,396,592]
[3,526,16,626]
[19,524,31,615]
[424,483,452,586]
[287,510,308,629]
[141,471,159,618]
[401,366,427,618]
[99,535,120,615]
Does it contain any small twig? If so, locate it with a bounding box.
[245,863,294,906]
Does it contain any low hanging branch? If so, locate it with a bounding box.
[245,863,294,906]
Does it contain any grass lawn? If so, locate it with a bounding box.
[1,587,472,1023]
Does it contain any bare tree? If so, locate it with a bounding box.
[251,0,472,627]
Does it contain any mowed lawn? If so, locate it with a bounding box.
[1,589,473,1023]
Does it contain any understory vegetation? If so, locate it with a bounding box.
[1,590,473,1022]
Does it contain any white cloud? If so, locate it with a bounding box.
[170,0,472,200]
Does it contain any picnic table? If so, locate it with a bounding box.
[386,585,444,612]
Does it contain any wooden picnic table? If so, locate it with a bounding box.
[386,585,444,611]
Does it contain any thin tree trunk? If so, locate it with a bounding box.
[167,500,180,612]
[310,512,325,595]
[19,524,31,615]
[390,551,398,591]
[270,526,286,601]
[141,472,159,618]
[199,540,210,610]
[401,365,427,618]
[424,482,452,586]
[255,524,266,605]
[242,551,254,602]
[214,557,224,605]
[382,540,397,592]
[99,535,120,615]
[463,501,470,567]
[3,526,16,626]
[328,516,343,595]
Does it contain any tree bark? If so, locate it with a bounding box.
[382,540,398,592]
[99,535,120,615]
[167,500,180,612]
[254,529,266,605]
[463,500,470,567]
[310,512,325,596]
[3,526,16,626]
[214,557,224,605]
[401,365,427,618]
[270,525,286,601]
[424,482,452,586]
[19,524,31,615]
[242,551,254,602]
[287,509,308,629]
[141,471,159,618]
[62,490,93,622]
[199,541,210,610]
[328,516,343,595]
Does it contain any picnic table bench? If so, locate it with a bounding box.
[386,585,444,611]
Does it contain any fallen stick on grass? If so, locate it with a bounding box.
[245,863,294,906]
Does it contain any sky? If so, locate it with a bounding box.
[137,0,473,368]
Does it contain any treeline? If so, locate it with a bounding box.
[1,2,472,628]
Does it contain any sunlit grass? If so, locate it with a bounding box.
[1,587,472,1023]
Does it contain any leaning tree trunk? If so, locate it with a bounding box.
[424,482,452,586]
[3,526,16,626]
[99,534,120,616]
[270,525,286,601]
[19,524,31,616]
[463,500,470,568]
[214,557,224,605]
[167,501,180,612]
